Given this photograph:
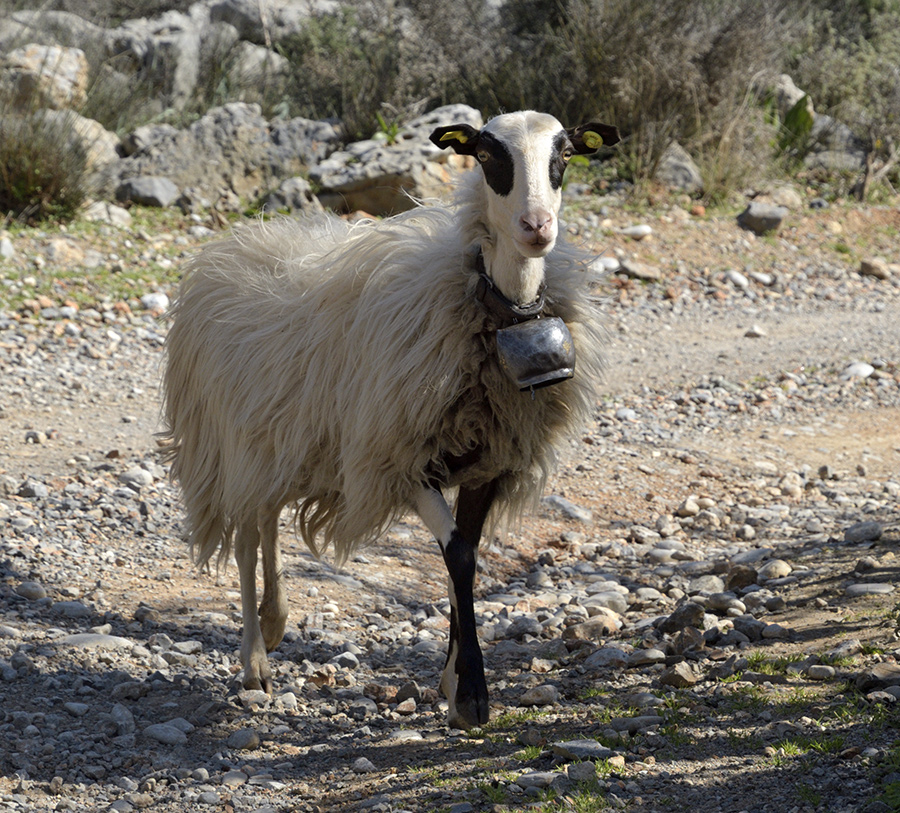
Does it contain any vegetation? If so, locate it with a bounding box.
[0,110,89,223]
[1,0,899,222]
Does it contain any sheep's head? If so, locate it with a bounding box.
[431,111,619,260]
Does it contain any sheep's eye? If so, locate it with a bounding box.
[476,149,491,164]
[562,148,574,162]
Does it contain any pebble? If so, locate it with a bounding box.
[227,728,261,749]
[844,520,883,543]
[143,724,188,745]
[0,199,897,813]
[621,224,653,240]
[552,739,614,761]
[518,684,559,707]
[15,581,47,600]
[353,757,378,773]
[846,583,894,597]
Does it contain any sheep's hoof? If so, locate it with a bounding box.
[242,663,274,695]
[448,689,489,729]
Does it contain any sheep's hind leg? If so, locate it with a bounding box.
[258,504,288,653]
[415,481,496,729]
[234,518,273,693]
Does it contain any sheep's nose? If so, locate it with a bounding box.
[520,212,552,234]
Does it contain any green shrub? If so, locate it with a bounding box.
[0,109,89,223]
[790,4,900,197]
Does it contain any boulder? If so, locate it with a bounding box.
[311,104,482,216]
[102,103,342,207]
[769,74,814,120]
[737,202,787,235]
[35,110,121,175]
[263,177,325,214]
[0,44,90,110]
[116,176,180,208]
[654,141,703,194]
[226,41,290,95]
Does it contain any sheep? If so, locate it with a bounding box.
[161,110,619,729]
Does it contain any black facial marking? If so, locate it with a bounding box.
[476,132,514,197]
[549,130,572,191]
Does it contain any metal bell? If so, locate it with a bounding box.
[495,316,576,391]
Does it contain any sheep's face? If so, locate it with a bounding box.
[431,112,619,259]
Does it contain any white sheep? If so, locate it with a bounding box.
[162,110,619,729]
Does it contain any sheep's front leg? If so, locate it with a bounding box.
[234,519,273,693]
[415,481,497,729]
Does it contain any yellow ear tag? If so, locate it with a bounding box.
[582,130,604,149]
[440,130,469,143]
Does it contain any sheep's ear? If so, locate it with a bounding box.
[567,122,620,154]
[429,123,481,155]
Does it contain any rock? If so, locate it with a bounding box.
[846,583,894,597]
[396,681,422,703]
[352,757,377,773]
[82,201,132,227]
[52,601,91,618]
[628,648,666,666]
[312,104,482,215]
[0,44,89,109]
[621,224,653,240]
[765,184,804,209]
[552,739,613,761]
[767,73,814,119]
[654,141,702,193]
[657,602,705,634]
[844,520,882,543]
[141,292,170,313]
[659,661,700,688]
[676,496,700,517]
[737,202,787,235]
[143,724,188,745]
[57,633,134,650]
[226,728,260,750]
[859,258,891,280]
[541,495,593,524]
[116,176,180,208]
[15,581,47,600]
[119,467,154,489]
[105,103,342,206]
[210,0,329,42]
[506,616,543,640]
[519,684,559,707]
[38,109,120,176]
[841,362,875,380]
[757,559,792,580]
[263,176,325,214]
[567,761,597,782]
[857,663,900,692]
[807,664,836,680]
[515,770,562,789]
[619,259,662,282]
[583,646,629,670]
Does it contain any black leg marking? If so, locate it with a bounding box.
[442,480,498,728]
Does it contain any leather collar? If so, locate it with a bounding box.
[474,249,546,325]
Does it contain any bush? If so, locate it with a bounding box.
[275,0,801,198]
[0,109,89,223]
[789,3,900,197]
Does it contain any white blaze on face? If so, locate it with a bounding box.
[477,112,571,259]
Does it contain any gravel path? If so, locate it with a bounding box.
[1,200,899,813]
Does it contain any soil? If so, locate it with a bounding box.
[1,197,899,813]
